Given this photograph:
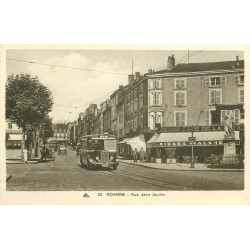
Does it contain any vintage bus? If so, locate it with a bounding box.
[79,133,118,170]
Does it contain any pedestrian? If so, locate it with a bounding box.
[76,144,79,157]
[139,147,145,163]
[133,148,139,163]
[23,148,28,164]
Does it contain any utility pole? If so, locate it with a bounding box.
[188,50,189,64]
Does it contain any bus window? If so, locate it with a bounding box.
[88,139,104,149]
[104,140,116,150]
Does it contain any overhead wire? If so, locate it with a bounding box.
[6,57,128,76]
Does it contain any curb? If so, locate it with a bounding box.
[6,175,12,182]
[119,161,244,172]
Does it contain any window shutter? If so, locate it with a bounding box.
[176,92,180,105]
[210,90,215,105]
[234,109,240,125]
[175,112,179,126]
[216,90,221,104]
[205,77,210,86]
[221,110,226,125]
[181,112,185,126]
[234,75,239,85]
[175,79,179,89]
[221,76,226,85]
[205,111,210,125]
[240,89,244,103]
[180,79,185,89]
[181,92,185,105]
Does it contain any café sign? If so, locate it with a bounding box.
[161,125,243,133]
[153,140,240,147]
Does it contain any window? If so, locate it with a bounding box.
[221,110,240,125]
[134,98,138,111]
[175,111,187,127]
[175,79,186,89]
[205,111,210,126]
[149,112,162,130]
[140,84,143,92]
[209,89,222,105]
[134,117,137,130]
[234,75,244,85]
[205,76,226,87]
[238,88,244,103]
[139,94,143,108]
[140,114,143,127]
[150,92,162,106]
[149,79,162,89]
[175,91,187,106]
[8,122,12,129]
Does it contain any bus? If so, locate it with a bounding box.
[79,133,118,170]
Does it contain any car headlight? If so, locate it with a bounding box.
[96,156,99,161]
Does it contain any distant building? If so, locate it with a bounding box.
[5,120,22,149]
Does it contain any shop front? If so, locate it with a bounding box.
[117,134,146,159]
[147,130,241,164]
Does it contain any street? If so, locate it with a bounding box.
[6,150,244,191]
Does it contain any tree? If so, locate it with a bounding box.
[6,74,53,155]
[38,115,54,144]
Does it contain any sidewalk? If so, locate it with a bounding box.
[6,149,40,164]
[119,159,244,172]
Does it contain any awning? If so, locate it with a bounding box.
[147,131,240,147]
[8,134,23,141]
[146,133,160,148]
[117,134,146,151]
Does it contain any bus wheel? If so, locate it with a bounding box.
[113,165,117,170]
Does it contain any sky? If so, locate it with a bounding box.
[6,49,244,123]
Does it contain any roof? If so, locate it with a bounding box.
[152,60,244,74]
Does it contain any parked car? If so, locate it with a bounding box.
[58,144,67,155]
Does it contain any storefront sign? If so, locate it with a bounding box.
[153,140,240,147]
[188,137,196,143]
[161,125,243,133]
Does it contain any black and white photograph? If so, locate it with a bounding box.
[0,45,249,204]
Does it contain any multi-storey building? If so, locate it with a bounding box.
[52,122,70,141]
[5,119,23,149]
[146,57,244,163]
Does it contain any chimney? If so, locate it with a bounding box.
[128,74,135,84]
[135,72,140,81]
[167,55,175,70]
[236,56,239,61]
[148,69,153,74]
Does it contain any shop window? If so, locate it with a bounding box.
[174,91,187,106]
[174,111,187,127]
[209,89,222,105]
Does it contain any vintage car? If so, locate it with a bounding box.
[58,144,67,155]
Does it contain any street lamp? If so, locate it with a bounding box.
[189,126,196,168]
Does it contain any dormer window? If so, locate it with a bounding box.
[205,76,226,87]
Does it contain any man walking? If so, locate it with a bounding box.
[133,148,139,163]
[139,147,145,163]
